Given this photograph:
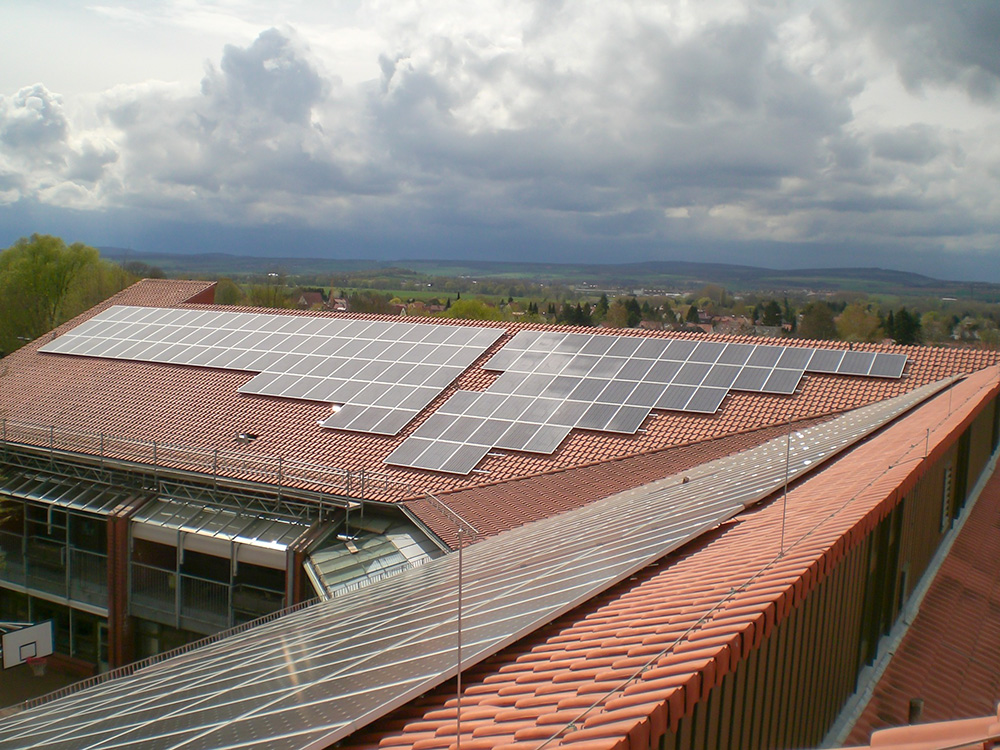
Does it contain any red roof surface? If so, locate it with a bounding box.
[845,437,1000,744]
[1,280,998,540]
[340,367,1000,750]
[846,709,1000,749]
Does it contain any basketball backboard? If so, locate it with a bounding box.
[1,621,54,669]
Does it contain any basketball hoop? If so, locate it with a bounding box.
[25,656,47,677]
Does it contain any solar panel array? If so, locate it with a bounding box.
[0,379,948,750]
[39,306,503,435]
[386,330,908,474]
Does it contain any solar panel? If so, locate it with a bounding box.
[40,306,504,437]
[655,384,696,411]
[804,349,843,373]
[388,330,909,474]
[522,424,572,453]
[495,422,541,451]
[684,387,728,414]
[576,401,620,431]
[732,366,771,392]
[761,368,804,395]
[837,351,877,376]
[604,405,649,433]
[870,352,907,379]
[1,382,946,750]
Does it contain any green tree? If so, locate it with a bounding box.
[213,278,246,306]
[685,305,700,324]
[604,301,631,328]
[919,311,952,343]
[761,300,782,326]
[594,293,610,322]
[798,302,837,340]
[0,234,108,354]
[893,307,922,345]
[438,298,504,321]
[346,290,393,314]
[836,303,883,343]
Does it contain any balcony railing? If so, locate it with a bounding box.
[130,563,282,633]
[130,563,176,622]
[180,575,229,631]
[69,548,109,606]
[233,583,285,623]
[0,530,25,585]
[0,531,109,605]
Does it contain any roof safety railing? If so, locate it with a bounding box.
[0,418,413,499]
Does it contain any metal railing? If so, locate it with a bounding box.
[68,548,108,606]
[129,563,284,632]
[129,563,177,621]
[18,596,323,711]
[0,531,109,606]
[0,418,413,499]
[0,530,25,585]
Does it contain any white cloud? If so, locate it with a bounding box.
[0,1,998,274]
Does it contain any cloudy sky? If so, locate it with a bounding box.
[1,1,999,279]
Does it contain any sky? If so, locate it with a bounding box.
[1,1,999,280]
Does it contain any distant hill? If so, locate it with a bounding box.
[99,249,997,300]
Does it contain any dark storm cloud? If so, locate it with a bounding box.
[844,0,1000,100]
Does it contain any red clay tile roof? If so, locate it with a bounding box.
[1,280,998,535]
[340,367,1000,750]
[845,445,1000,744]
[844,708,1000,749]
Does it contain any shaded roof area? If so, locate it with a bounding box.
[2,280,997,538]
[845,445,1000,745]
[341,367,999,750]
